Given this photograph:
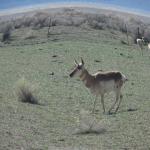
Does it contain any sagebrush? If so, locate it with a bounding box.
[15,77,38,104]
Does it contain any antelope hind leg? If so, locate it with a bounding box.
[114,94,123,113]
[101,94,105,114]
[92,96,98,114]
[108,91,120,114]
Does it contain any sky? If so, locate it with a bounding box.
[0,0,150,14]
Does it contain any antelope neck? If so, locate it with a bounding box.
[79,69,95,88]
[79,69,88,80]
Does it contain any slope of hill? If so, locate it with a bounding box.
[0,6,150,150]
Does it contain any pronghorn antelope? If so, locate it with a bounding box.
[136,37,145,55]
[69,58,128,114]
[148,43,150,50]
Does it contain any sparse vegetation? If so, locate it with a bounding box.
[0,7,150,150]
[2,30,11,42]
[1,8,150,43]
[24,30,36,40]
[75,109,106,134]
[15,77,38,104]
[1,23,12,42]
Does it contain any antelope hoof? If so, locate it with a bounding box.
[103,111,106,114]
[108,111,113,115]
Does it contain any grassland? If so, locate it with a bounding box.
[0,25,150,150]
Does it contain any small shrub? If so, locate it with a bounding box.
[1,24,12,42]
[32,12,49,28]
[24,31,36,40]
[74,110,106,134]
[2,30,11,42]
[120,40,127,45]
[15,77,38,104]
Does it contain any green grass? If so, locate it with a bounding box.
[0,26,150,150]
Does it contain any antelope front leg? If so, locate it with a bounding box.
[92,96,98,114]
[101,94,105,114]
[141,48,143,56]
[108,91,120,114]
[114,94,123,113]
[140,46,144,56]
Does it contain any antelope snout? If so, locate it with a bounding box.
[69,72,74,78]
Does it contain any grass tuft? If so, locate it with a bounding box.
[75,110,106,134]
[24,30,36,40]
[15,77,38,104]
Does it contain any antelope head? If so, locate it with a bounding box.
[69,58,85,78]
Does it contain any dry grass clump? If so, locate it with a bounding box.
[15,77,38,104]
[24,30,36,40]
[1,23,12,43]
[75,109,106,134]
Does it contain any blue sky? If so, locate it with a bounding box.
[0,0,150,14]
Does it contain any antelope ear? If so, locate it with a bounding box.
[74,59,78,65]
[81,57,84,65]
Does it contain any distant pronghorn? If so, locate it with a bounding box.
[136,37,145,55]
[69,58,128,114]
[148,43,150,50]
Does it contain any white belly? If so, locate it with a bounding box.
[90,80,116,95]
[101,80,116,92]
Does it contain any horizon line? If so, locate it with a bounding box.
[0,2,150,18]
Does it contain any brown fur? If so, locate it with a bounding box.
[94,71,122,81]
[80,70,123,89]
[70,58,127,114]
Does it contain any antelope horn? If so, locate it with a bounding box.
[74,59,78,65]
[81,57,84,65]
